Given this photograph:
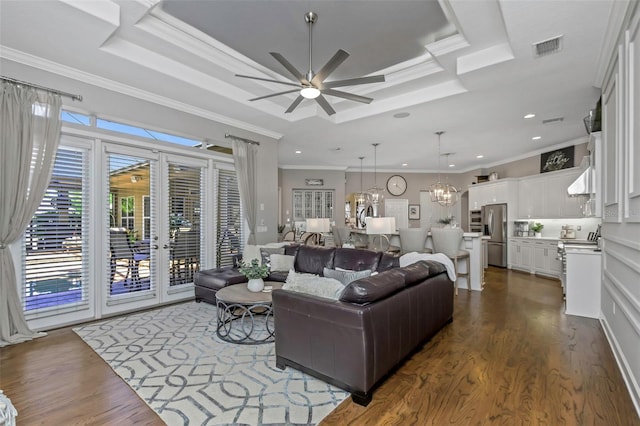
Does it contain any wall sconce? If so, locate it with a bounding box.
[130,175,142,183]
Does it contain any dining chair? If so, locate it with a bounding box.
[398,227,432,254]
[109,228,149,287]
[430,227,470,295]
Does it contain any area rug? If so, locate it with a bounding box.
[73,302,348,425]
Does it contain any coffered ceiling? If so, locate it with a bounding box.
[0,0,615,172]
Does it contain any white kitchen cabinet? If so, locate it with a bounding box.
[509,238,533,272]
[546,169,584,218]
[565,249,601,318]
[468,179,517,210]
[516,168,584,219]
[518,175,546,218]
[509,238,560,278]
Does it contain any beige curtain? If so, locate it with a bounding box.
[0,81,62,347]
[231,139,258,245]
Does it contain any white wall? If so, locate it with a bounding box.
[598,1,640,414]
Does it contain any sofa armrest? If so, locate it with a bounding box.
[272,289,374,393]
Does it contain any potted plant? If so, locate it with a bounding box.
[438,216,455,228]
[531,222,544,238]
[238,259,269,292]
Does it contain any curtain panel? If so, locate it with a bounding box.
[231,139,258,245]
[0,82,62,347]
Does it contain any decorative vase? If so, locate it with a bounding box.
[535,232,542,238]
[247,278,265,292]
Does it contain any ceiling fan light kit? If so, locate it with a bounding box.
[237,12,385,115]
[300,87,321,99]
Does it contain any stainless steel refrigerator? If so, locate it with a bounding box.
[482,203,507,267]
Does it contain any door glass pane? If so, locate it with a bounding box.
[217,169,242,267]
[23,146,89,313]
[108,154,152,296]
[168,163,202,285]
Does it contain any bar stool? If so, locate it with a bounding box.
[431,227,471,295]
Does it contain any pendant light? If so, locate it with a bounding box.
[429,131,459,207]
[367,143,385,217]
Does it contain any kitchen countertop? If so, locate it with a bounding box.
[510,236,560,241]
[565,247,602,255]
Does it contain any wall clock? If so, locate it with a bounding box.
[386,175,407,196]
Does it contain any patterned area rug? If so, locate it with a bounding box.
[73,302,348,425]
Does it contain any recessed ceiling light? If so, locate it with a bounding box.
[524,113,536,119]
[402,163,408,167]
[393,112,410,119]
[476,155,484,159]
[449,164,455,167]
[532,136,541,140]
[295,150,302,154]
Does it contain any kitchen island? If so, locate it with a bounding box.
[350,229,485,292]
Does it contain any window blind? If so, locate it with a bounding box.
[107,153,153,298]
[168,163,203,286]
[23,147,89,315]
[217,169,243,267]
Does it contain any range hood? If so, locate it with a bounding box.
[567,156,593,196]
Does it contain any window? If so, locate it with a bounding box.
[142,196,151,240]
[61,110,91,126]
[292,190,335,221]
[23,146,89,314]
[120,196,135,231]
[217,169,243,267]
[97,118,201,147]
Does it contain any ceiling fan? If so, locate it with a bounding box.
[236,12,385,116]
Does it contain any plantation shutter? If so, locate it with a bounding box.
[168,163,203,286]
[23,146,89,316]
[217,168,243,267]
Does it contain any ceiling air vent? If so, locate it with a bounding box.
[542,116,565,125]
[533,35,563,57]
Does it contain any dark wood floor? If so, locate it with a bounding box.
[1,268,638,425]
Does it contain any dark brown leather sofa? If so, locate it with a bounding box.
[272,255,453,406]
[193,244,398,304]
[195,245,453,406]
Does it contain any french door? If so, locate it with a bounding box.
[103,145,205,315]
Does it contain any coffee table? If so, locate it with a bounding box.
[215,282,283,344]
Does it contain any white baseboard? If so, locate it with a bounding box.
[600,316,640,418]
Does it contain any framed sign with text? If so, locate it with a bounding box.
[540,146,574,173]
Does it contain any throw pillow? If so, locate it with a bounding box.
[260,247,285,270]
[242,244,263,264]
[323,267,372,285]
[270,254,295,272]
[283,270,345,300]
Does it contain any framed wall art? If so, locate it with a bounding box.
[409,204,420,220]
[540,146,574,173]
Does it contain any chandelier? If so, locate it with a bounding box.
[355,156,370,205]
[355,156,370,229]
[367,143,385,217]
[429,131,459,206]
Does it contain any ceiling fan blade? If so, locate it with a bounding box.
[322,89,373,104]
[322,75,386,89]
[315,94,336,116]
[250,89,300,101]
[285,95,305,113]
[270,52,309,84]
[236,74,301,88]
[311,49,349,86]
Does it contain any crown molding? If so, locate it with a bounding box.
[593,0,636,88]
[1,46,283,140]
